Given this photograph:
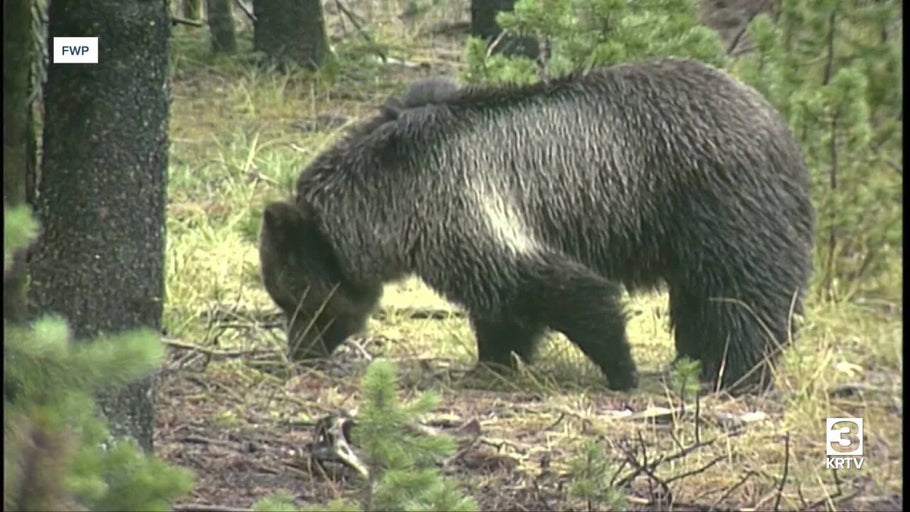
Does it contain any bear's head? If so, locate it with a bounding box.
[259,201,381,360]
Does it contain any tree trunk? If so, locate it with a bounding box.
[206,0,237,53]
[184,0,203,20]
[470,0,539,59]
[3,0,35,323]
[30,0,170,454]
[254,0,331,69]
[26,0,46,210]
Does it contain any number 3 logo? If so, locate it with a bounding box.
[827,418,863,456]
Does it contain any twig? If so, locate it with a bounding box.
[729,43,757,56]
[174,505,251,512]
[665,455,725,484]
[544,411,565,431]
[796,482,809,509]
[486,30,507,58]
[773,432,791,511]
[726,0,772,54]
[531,477,554,512]
[343,338,373,361]
[163,339,273,358]
[214,321,282,331]
[670,428,686,450]
[177,435,235,447]
[334,0,386,62]
[207,377,248,404]
[713,470,757,507]
[626,495,728,510]
[171,16,205,27]
[377,307,463,319]
[800,490,862,512]
[380,56,429,69]
[638,462,672,506]
[614,436,716,488]
[609,457,629,487]
[233,0,255,22]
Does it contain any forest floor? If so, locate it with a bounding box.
[157,2,902,511]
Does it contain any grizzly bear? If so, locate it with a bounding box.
[259,59,815,392]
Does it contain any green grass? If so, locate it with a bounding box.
[161,8,902,510]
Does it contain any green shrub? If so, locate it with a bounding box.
[4,205,194,511]
[263,359,478,511]
[736,0,902,300]
[464,0,726,85]
[567,438,626,511]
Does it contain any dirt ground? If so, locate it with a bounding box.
[155,328,900,511]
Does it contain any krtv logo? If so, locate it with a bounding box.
[826,418,865,470]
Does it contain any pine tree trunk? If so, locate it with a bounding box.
[3,0,35,323]
[470,0,539,59]
[184,0,203,20]
[30,0,170,454]
[254,0,330,69]
[206,0,237,53]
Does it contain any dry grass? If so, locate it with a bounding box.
[158,3,902,510]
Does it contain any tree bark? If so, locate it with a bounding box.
[470,0,539,59]
[184,0,203,20]
[3,0,35,323]
[206,0,237,53]
[30,0,170,454]
[254,0,331,69]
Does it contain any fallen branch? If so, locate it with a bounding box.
[174,504,251,512]
[233,0,255,23]
[626,495,735,511]
[798,468,859,511]
[712,470,757,507]
[373,306,463,321]
[379,56,430,70]
[163,339,274,359]
[613,435,717,488]
[665,455,725,485]
[176,434,236,447]
[171,16,204,27]
[201,305,462,325]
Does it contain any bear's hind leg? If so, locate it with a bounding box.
[669,278,791,393]
[668,285,706,363]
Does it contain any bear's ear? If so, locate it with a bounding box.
[263,201,303,233]
[380,97,404,120]
[262,201,308,250]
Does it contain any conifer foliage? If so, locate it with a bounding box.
[465,0,727,84]
[254,359,477,512]
[736,0,902,299]
[4,206,194,511]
